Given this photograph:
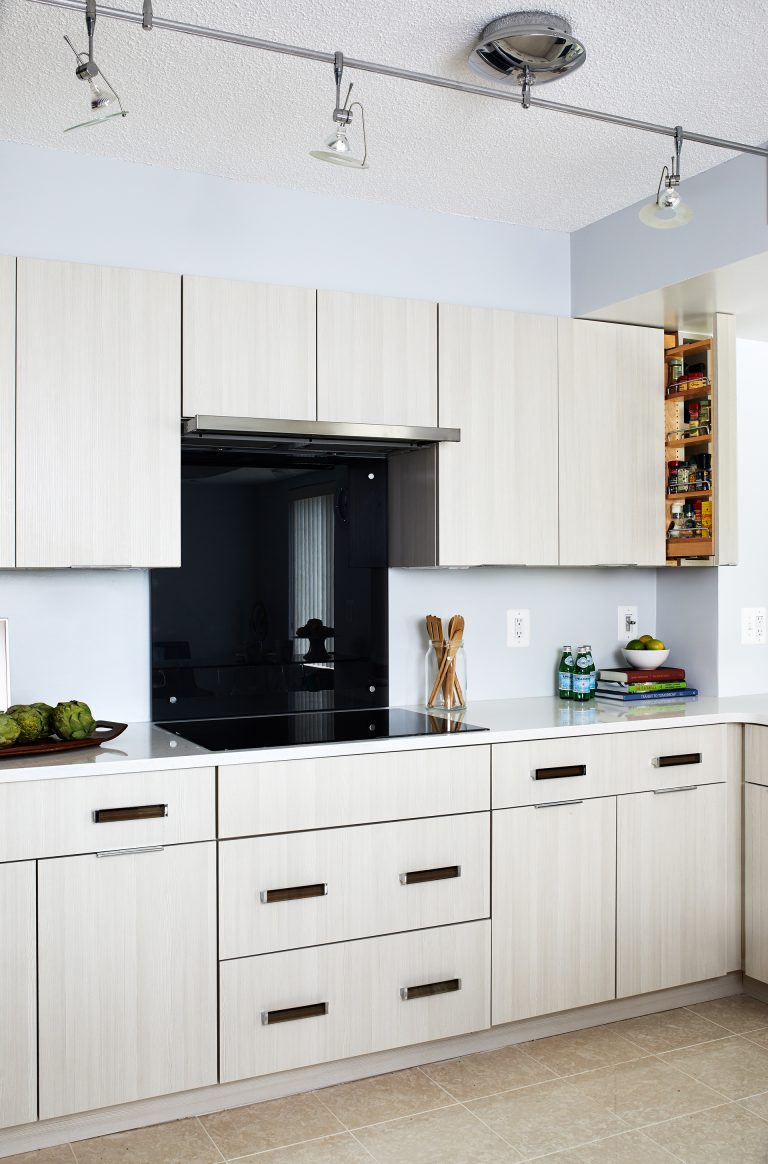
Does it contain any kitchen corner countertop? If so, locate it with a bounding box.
[0,694,767,784]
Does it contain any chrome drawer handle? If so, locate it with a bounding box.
[534,764,586,780]
[400,977,461,1001]
[535,799,583,809]
[399,865,461,886]
[653,785,698,795]
[260,883,328,904]
[261,1002,328,1025]
[655,753,702,768]
[93,803,168,824]
[96,845,165,858]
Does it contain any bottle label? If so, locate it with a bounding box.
[576,658,589,669]
[573,674,591,695]
[563,654,574,667]
[558,672,572,692]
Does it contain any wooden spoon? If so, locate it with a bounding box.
[429,614,464,708]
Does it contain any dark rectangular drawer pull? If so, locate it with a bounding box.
[93,803,168,824]
[260,883,328,904]
[534,764,587,780]
[399,865,461,886]
[655,753,702,768]
[400,977,461,1001]
[261,1001,328,1026]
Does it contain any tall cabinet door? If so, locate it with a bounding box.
[16,258,181,567]
[438,305,559,566]
[317,291,437,427]
[492,798,616,1023]
[0,257,14,567]
[183,276,316,421]
[0,861,36,1130]
[558,319,664,566]
[746,782,768,982]
[38,842,217,1119]
[617,784,727,998]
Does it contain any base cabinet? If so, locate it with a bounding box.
[38,842,218,1119]
[746,782,768,982]
[0,861,36,1131]
[492,798,616,1023]
[617,784,727,997]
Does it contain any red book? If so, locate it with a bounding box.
[598,667,686,683]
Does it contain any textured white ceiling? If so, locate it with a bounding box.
[1,0,766,231]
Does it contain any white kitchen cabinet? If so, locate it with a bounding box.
[317,290,437,427]
[617,783,727,997]
[0,861,36,1131]
[16,258,181,567]
[389,305,559,566]
[492,797,616,1023]
[558,318,664,566]
[746,782,768,983]
[0,257,14,567]
[183,276,316,421]
[38,842,217,1119]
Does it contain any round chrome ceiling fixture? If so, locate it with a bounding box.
[468,11,585,85]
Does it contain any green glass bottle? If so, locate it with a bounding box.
[585,644,596,699]
[557,645,574,700]
[572,646,591,703]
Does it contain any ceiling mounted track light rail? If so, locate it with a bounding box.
[29,0,768,167]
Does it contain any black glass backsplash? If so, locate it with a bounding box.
[151,449,388,721]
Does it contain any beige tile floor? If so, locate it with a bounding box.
[10,995,768,1164]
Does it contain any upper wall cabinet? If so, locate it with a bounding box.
[182,277,316,421]
[0,257,14,568]
[558,319,665,567]
[16,259,181,568]
[317,291,437,427]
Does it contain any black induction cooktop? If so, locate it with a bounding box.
[156,708,488,751]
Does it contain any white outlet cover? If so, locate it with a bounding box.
[507,609,530,648]
[742,607,767,645]
[617,605,639,644]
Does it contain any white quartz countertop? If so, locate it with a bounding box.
[1,694,768,784]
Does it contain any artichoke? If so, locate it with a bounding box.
[52,700,96,741]
[6,705,46,743]
[0,713,21,747]
[31,702,54,736]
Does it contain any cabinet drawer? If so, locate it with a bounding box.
[493,726,732,808]
[0,767,215,861]
[219,813,489,958]
[218,745,490,837]
[220,920,490,1081]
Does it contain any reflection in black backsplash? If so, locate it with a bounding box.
[151,451,388,721]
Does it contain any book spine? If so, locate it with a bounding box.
[598,688,699,702]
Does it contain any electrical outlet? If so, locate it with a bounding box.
[507,609,530,648]
[617,605,639,644]
[741,607,767,645]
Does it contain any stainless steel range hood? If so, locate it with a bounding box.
[182,415,460,458]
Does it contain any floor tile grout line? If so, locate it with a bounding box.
[647,1047,758,1103]
[316,1099,461,1135]
[522,1126,685,1162]
[225,1130,350,1161]
[195,1114,228,1162]
[347,1126,384,1161]
[452,1096,525,1155]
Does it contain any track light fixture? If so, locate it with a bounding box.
[639,126,693,230]
[310,52,368,169]
[63,0,126,132]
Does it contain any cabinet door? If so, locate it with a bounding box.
[16,258,181,567]
[0,257,14,567]
[317,291,437,427]
[492,798,616,1024]
[0,861,36,1130]
[38,842,217,1119]
[746,783,768,982]
[183,276,316,420]
[438,305,559,566]
[617,784,726,997]
[558,318,664,566]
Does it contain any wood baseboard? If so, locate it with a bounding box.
[0,970,743,1160]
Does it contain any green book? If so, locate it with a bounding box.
[598,680,688,693]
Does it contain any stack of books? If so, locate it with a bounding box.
[597,666,698,702]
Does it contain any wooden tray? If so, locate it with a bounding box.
[0,720,128,759]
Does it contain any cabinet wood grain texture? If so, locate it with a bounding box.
[0,257,14,567]
[219,812,489,958]
[0,861,36,1131]
[746,782,768,982]
[38,841,218,1119]
[617,782,727,997]
[16,258,181,567]
[317,291,437,427]
[558,318,665,566]
[182,276,316,420]
[492,798,616,1023]
[437,305,559,566]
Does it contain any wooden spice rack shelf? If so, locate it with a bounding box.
[664,335,714,564]
[666,537,714,558]
[665,339,712,361]
[665,384,712,404]
[666,489,712,501]
[665,434,713,448]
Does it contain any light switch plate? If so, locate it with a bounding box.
[741,607,767,645]
[507,609,530,648]
[618,606,639,644]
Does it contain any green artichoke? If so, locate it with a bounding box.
[52,700,96,741]
[0,713,21,747]
[31,702,54,736]
[7,705,46,743]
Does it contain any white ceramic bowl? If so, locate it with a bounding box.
[622,647,670,669]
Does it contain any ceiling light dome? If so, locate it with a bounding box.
[468,11,585,85]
